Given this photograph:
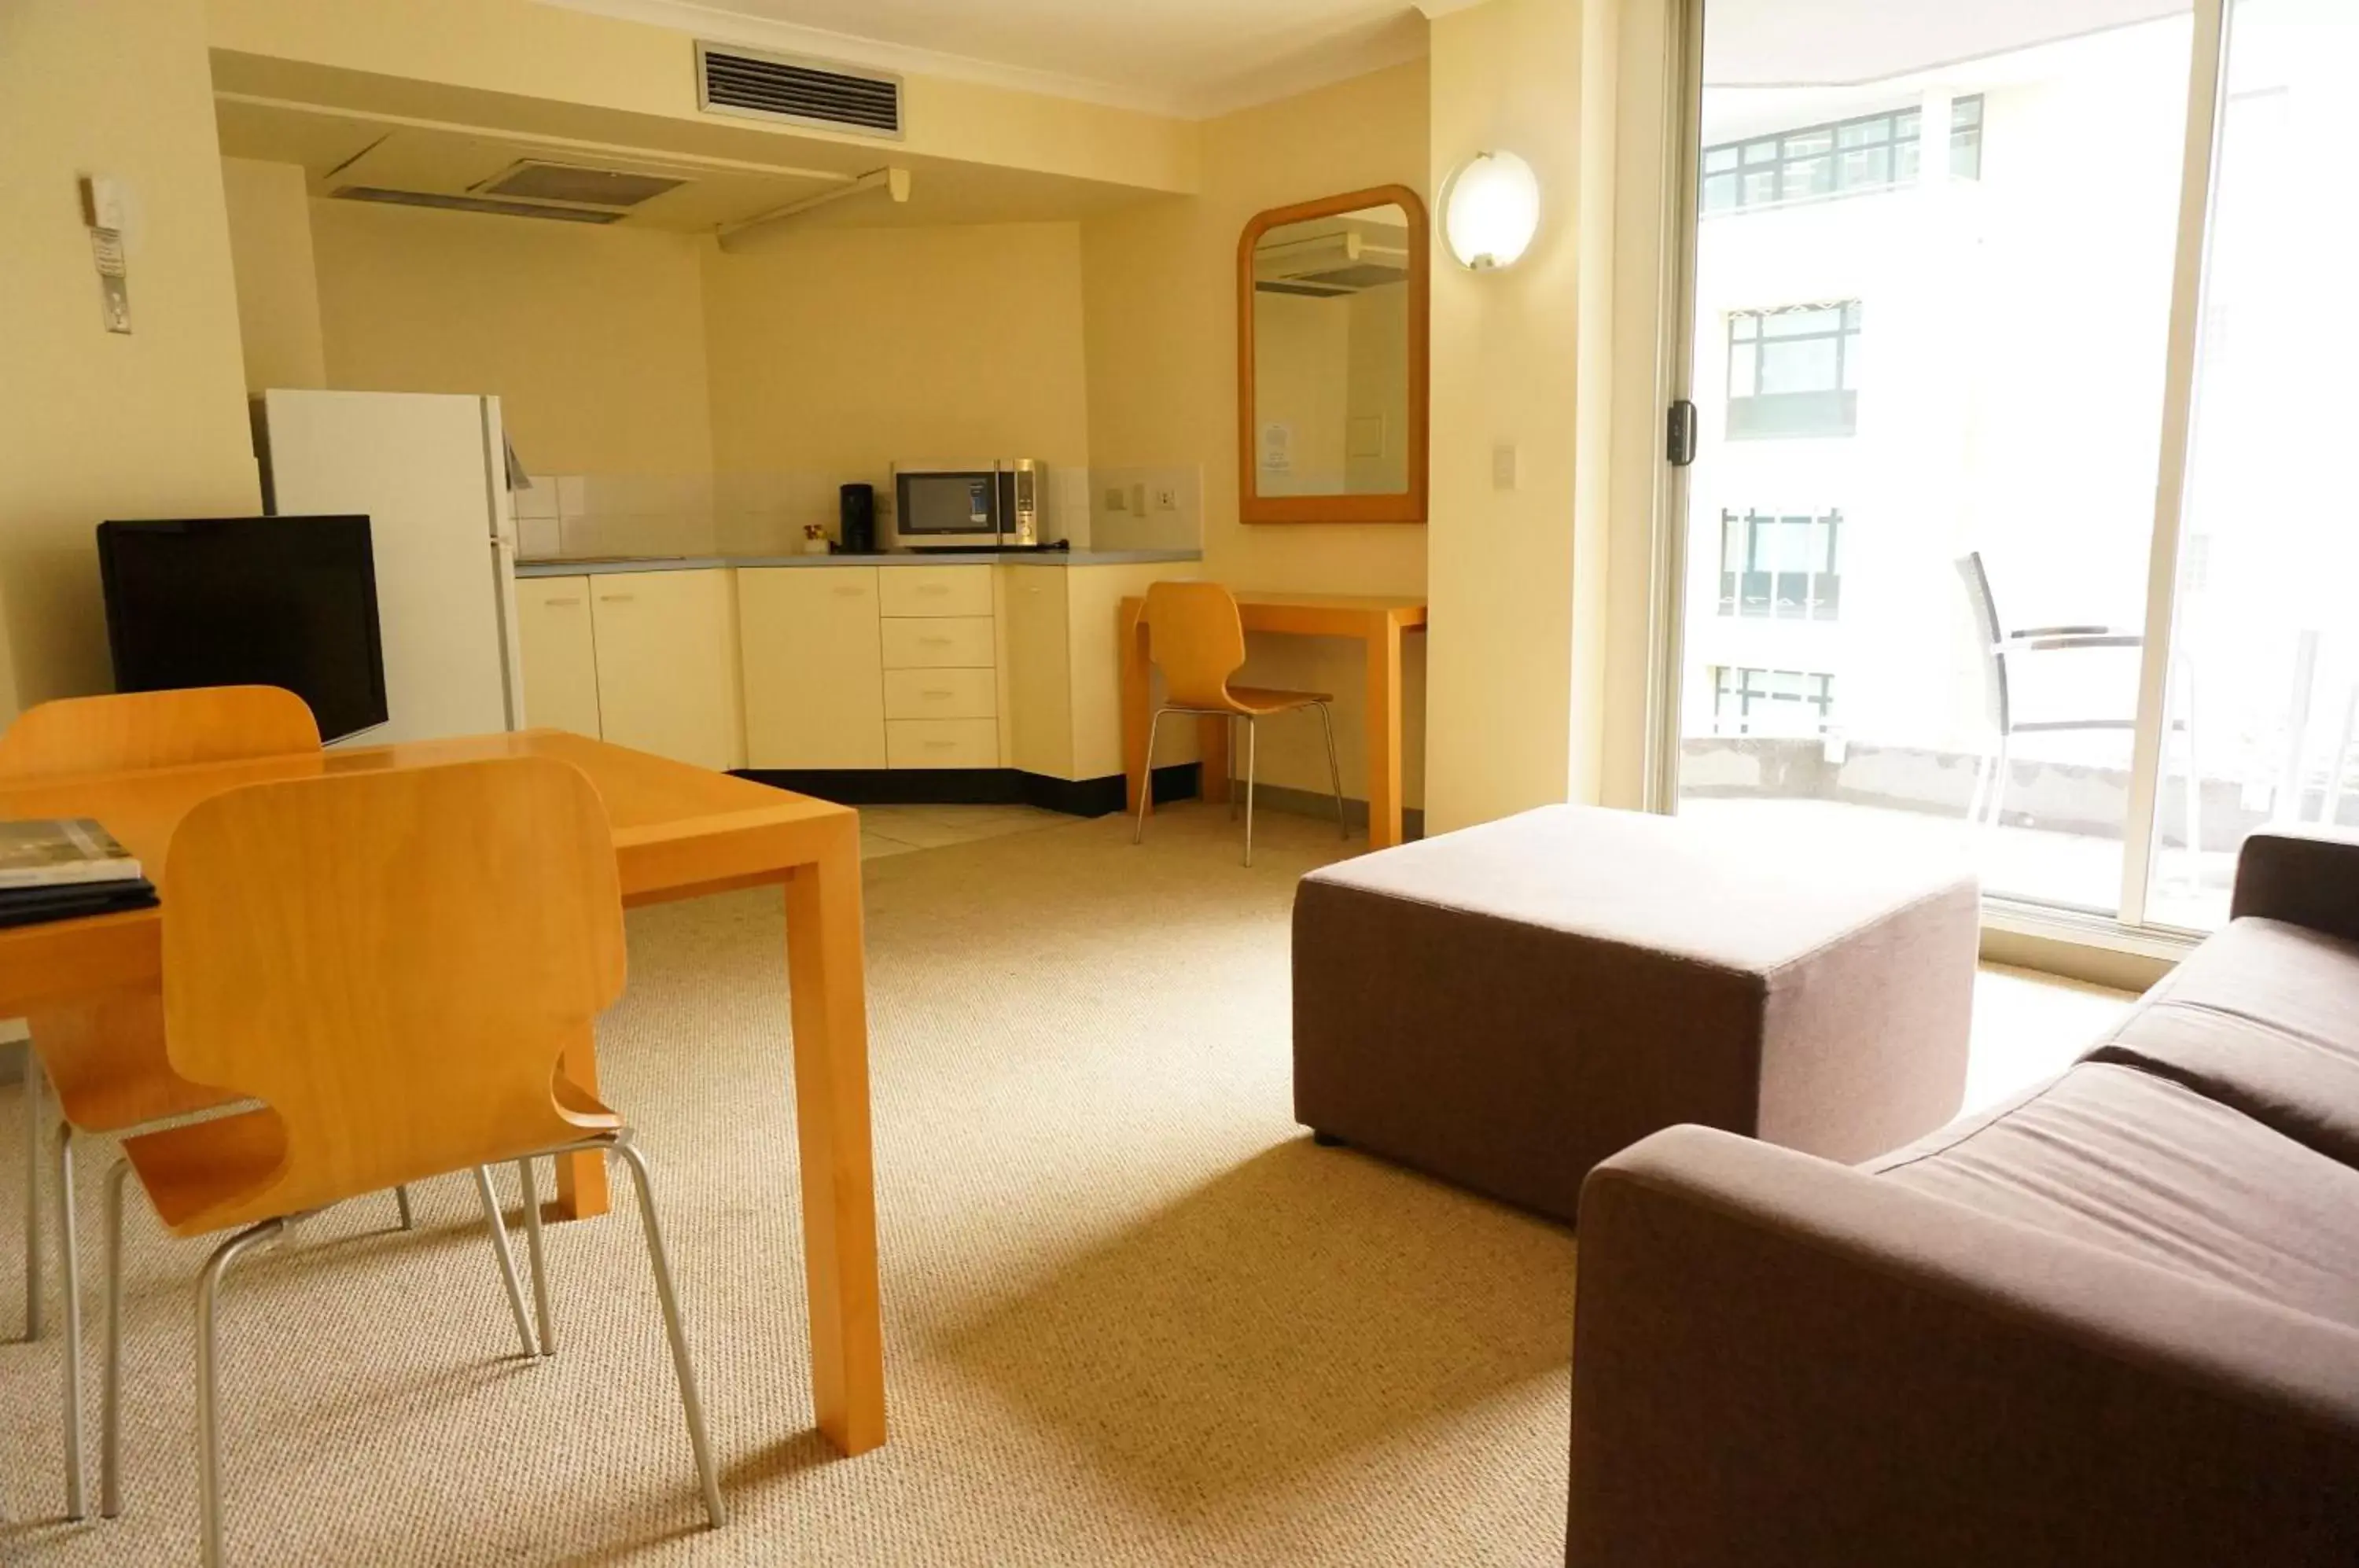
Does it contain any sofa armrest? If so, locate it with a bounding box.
[1568,1126,2359,1568]
[2232,827,2359,944]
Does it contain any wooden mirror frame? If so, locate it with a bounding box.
[1238,184,1430,525]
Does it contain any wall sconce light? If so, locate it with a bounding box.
[1440,150,1540,271]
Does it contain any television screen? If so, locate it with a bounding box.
[95,515,389,742]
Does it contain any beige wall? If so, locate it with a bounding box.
[219,156,326,392]
[1081,60,1431,808]
[701,222,1092,551]
[308,197,716,480]
[0,0,261,720]
[1422,0,1620,833]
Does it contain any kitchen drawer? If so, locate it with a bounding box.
[880,565,993,617]
[884,666,996,721]
[881,615,995,669]
[887,718,1000,769]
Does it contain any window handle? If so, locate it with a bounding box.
[1667,400,1698,467]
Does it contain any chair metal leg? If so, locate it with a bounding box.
[1982,734,2013,830]
[1242,716,1259,868]
[1228,716,1240,822]
[55,1121,86,1520]
[23,1053,43,1344]
[1132,709,1167,845]
[516,1158,555,1357]
[393,1184,415,1231]
[196,1218,285,1568]
[1314,701,1348,841]
[100,1158,131,1518]
[609,1138,726,1529]
[471,1165,539,1359]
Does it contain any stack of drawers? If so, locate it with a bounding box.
[880,565,999,768]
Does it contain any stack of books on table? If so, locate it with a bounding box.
[0,819,158,927]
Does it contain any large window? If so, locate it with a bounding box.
[1719,508,1843,620]
[1702,96,1985,214]
[1726,303,1860,439]
[1711,667,1838,736]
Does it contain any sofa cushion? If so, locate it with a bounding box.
[1866,1062,2359,1331]
[2085,917,2359,1170]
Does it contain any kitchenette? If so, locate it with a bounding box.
[511,459,1203,807]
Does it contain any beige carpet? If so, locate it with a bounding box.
[0,804,1584,1566]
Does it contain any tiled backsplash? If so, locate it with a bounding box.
[515,465,1199,559]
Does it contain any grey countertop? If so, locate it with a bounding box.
[514,549,1202,578]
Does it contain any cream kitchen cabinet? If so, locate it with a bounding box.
[583,569,745,771]
[513,575,603,738]
[738,567,889,768]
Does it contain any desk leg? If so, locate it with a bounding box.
[784,824,888,1456]
[1367,615,1407,849]
[1121,601,1152,816]
[1199,717,1230,804]
[552,1037,611,1220]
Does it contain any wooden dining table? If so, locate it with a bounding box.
[0,727,886,1457]
[1120,590,1430,849]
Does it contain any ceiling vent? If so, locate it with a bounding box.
[329,187,626,224]
[478,160,686,208]
[696,42,903,138]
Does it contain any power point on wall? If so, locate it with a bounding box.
[1492,443,1518,493]
[1154,484,1178,513]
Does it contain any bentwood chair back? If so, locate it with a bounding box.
[2,686,324,1521]
[1134,582,1348,867]
[0,686,318,782]
[1143,581,1250,711]
[156,756,626,1227]
[105,756,720,1564]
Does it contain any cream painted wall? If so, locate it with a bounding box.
[1081,60,1430,809]
[701,222,1092,550]
[308,197,716,480]
[0,0,262,721]
[1422,0,1620,833]
[219,156,326,392]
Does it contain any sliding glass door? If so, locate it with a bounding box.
[1662,0,2352,938]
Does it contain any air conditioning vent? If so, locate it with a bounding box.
[479,160,686,209]
[696,42,902,138]
[329,187,625,224]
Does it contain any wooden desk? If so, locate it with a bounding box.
[0,728,886,1457]
[1120,591,1429,850]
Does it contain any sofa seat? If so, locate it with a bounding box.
[1868,1062,2359,1331]
[2086,917,2359,1169]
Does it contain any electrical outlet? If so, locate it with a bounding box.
[1154,484,1178,513]
[1104,487,1128,513]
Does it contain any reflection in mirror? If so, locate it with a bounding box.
[1250,204,1411,499]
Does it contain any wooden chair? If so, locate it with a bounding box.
[94,756,723,1565]
[0,686,493,1523]
[1131,581,1347,867]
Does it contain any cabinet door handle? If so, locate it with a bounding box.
[919,635,953,646]
[597,592,635,603]
[544,595,583,606]
[920,583,950,594]
[833,584,865,597]
[922,688,954,699]
[924,739,956,749]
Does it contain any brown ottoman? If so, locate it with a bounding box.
[1292,804,1978,1223]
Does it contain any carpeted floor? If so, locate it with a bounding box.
[0,804,1586,1566]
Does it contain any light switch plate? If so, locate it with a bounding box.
[1492,444,1518,492]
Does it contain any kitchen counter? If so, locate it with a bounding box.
[514,549,1202,578]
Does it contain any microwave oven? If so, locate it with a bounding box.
[886,460,1043,551]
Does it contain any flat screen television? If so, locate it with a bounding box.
[95,515,389,743]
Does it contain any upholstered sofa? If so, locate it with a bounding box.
[1567,828,2359,1567]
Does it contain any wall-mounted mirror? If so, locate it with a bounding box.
[1238,184,1429,525]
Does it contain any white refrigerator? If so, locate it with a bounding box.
[255,389,524,745]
